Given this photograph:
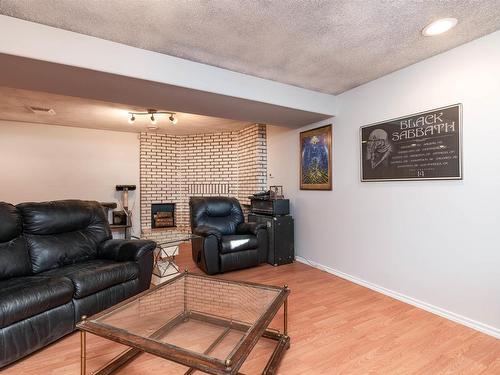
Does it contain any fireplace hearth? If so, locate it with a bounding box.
[151,203,175,228]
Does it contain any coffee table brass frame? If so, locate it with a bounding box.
[77,272,290,375]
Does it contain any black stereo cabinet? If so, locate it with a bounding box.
[248,213,294,266]
[250,198,290,216]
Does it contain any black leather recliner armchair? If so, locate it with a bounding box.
[0,200,156,368]
[189,197,267,275]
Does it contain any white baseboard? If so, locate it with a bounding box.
[295,256,500,339]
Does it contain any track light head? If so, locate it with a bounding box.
[128,113,135,124]
[169,114,178,125]
[150,114,156,125]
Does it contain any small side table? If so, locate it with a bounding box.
[153,243,180,278]
[140,230,200,285]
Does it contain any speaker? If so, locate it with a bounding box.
[248,213,294,266]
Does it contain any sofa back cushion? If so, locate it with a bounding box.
[0,202,31,280]
[17,200,112,273]
[189,197,244,235]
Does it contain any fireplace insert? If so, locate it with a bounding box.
[151,203,175,228]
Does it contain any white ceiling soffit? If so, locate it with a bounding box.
[0,86,256,135]
[1,1,500,94]
[0,54,330,128]
[0,15,337,120]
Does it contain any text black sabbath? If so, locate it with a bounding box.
[360,104,462,181]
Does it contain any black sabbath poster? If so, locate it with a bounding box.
[360,104,462,181]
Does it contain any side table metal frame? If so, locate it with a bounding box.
[153,243,181,278]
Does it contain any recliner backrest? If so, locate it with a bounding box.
[0,202,32,280]
[189,197,244,235]
[17,200,112,273]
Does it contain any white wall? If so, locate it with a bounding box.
[0,121,141,236]
[267,30,500,337]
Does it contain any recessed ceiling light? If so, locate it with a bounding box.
[422,18,458,36]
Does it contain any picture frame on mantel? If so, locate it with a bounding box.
[300,124,333,190]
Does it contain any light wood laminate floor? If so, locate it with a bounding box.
[3,245,499,374]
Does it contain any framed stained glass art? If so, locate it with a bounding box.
[300,124,332,190]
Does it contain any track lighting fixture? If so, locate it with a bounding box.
[127,109,178,127]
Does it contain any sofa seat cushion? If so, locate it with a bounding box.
[40,259,139,299]
[0,276,74,328]
[220,234,259,254]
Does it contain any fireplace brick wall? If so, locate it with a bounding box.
[140,124,267,231]
[237,124,267,206]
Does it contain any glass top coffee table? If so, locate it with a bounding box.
[77,272,290,375]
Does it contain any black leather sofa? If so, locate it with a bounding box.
[189,197,267,275]
[0,200,156,368]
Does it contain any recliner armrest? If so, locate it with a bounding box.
[193,225,222,240]
[236,222,266,236]
[98,239,157,262]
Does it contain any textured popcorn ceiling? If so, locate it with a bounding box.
[1,0,500,94]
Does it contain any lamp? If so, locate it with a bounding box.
[169,114,178,125]
[127,109,178,128]
[115,185,136,228]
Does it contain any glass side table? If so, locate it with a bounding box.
[140,230,200,285]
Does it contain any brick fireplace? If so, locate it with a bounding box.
[140,124,267,231]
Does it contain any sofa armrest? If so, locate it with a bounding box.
[236,222,267,236]
[193,225,222,241]
[98,239,157,262]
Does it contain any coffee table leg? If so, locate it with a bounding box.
[81,329,86,375]
[262,335,290,374]
[262,288,290,375]
[284,300,288,336]
[283,285,288,336]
